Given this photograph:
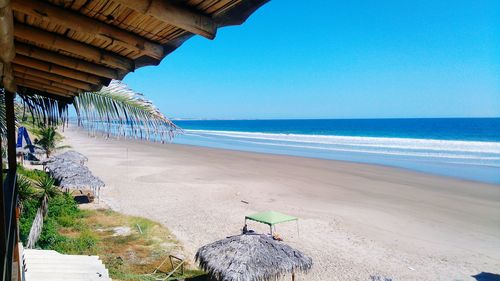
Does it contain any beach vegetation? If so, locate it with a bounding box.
[29,124,70,158]
[16,166,203,280]
[26,174,60,247]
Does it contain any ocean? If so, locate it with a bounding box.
[171,118,500,184]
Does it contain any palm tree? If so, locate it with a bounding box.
[17,175,36,213]
[26,175,58,248]
[31,125,70,158]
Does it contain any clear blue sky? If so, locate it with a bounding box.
[123,0,500,119]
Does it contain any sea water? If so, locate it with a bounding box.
[172,118,500,184]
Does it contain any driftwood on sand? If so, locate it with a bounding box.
[196,234,312,281]
[43,151,103,198]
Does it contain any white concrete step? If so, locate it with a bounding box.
[25,272,111,281]
[25,265,109,276]
[24,252,99,259]
[26,258,105,265]
[22,249,111,281]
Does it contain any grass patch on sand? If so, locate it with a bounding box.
[17,166,203,280]
[75,209,204,280]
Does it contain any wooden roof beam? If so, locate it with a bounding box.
[112,0,216,39]
[18,86,75,102]
[12,0,164,59]
[13,64,98,91]
[13,55,105,85]
[17,80,74,97]
[16,42,120,80]
[14,24,134,71]
[13,73,80,93]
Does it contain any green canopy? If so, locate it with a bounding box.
[245,211,298,226]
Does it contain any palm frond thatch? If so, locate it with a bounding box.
[43,151,104,196]
[196,234,313,281]
[74,80,180,142]
[44,150,87,165]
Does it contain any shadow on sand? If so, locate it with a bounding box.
[473,272,500,281]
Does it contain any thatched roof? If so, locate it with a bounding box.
[44,151,104,194]
[196,234,313,281]
[43,150,88,165]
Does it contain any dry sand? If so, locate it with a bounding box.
[63,127,500,281]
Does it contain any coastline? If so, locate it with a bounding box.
[63,127,500,281]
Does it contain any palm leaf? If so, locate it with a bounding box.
[26,175,58,248]
[74,80,180,142]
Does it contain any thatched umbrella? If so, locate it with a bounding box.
[43,150,88,165]
[196,234,312,281]
[43,151,104,199]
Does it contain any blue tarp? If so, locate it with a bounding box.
[16,127,34,153]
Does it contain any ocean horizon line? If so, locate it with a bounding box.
[170,116,500,121]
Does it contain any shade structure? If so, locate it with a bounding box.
[43,151,103,198]
[246,211,298,226]
[196,234,312,281]
[43,150,88,165]
[0,0,269,100]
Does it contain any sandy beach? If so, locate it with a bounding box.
[63,127,500,281]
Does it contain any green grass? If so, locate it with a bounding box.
[17,165,47,182]
[17,165,205,280]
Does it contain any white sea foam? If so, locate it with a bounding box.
[183,129,500,163]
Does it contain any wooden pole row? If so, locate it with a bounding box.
[16,42,120,80]
[14,24,134,71]
[13,64,98,92]
[12,0,164,59]
[112,0,216,39]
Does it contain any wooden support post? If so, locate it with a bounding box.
[1,62,16,93]
[112,0,217,39]
[12,0,164,59]
[0,1,16,278]
[3,89,17,281]
[0,89,6,281]
[5,90,16,170]
[14,24,134,71]
[0,1,15,63]
[0,0,16,93]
